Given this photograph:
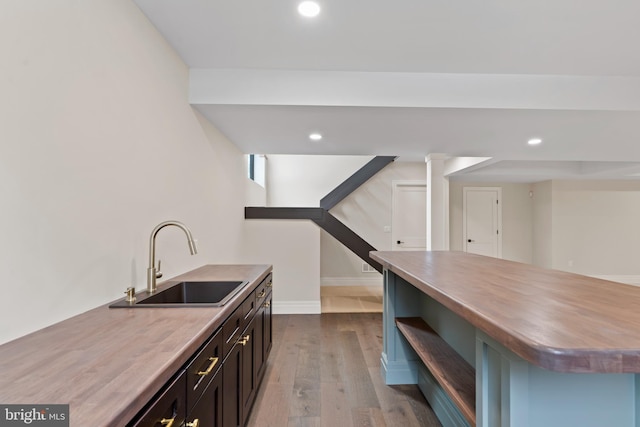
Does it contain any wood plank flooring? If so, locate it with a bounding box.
[246,313,442,427]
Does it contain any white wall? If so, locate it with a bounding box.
[241,220,321,313]
[549,180,640,276]
[0,1,251,344]
[449,182,534,264]
[266,155,371,207]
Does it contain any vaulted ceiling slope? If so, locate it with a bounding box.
[134,0,640,181]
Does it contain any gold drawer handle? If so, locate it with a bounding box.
[263,301,271,308]
[266,281,272,288]
[185,419,200,427]
[197,357,219,376]
[160,418,175,427]
[257,290,266,298]
[237,334,251,346]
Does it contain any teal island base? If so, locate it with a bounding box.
[381,268,640,427]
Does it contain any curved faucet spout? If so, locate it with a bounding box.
[147,220,198,293]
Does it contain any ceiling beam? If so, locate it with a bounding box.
[190,69,640,111]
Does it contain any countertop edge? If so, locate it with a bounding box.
[371,251,640,374]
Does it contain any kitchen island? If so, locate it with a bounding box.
[0,264,272,427]
[371,250,640,427]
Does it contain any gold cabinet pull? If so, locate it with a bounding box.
[185,419,200,427]
[237,334,251,346]
[266,280,273,288]
[197,357,219,376]
[160,418,175,427]
[258,290,266,298]
[263,301,271,308]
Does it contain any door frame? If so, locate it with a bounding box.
[392,180,427,251]
[462,186,503,258]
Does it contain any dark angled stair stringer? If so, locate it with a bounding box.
[244,207,382,273]
[320,156,396,210]
[245,155,397,274]
[312,211,382,273]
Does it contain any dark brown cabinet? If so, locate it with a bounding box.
[222,340,242,427]
[129,273,272,427]
[222,316,257,427]
[256,280,272,381]
[241,316,257,419]
[254,300,265,380]
[186,329,223,427]
[129,371,186,427]
[187,368,222,427]
[263,292,272,363]
[222,272,273,427]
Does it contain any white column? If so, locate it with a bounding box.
[426,154,449,250]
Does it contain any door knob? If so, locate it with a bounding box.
[396,240,404,244]
[467,239,474,243]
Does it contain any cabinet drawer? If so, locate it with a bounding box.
[186,367,223,427]
[186,328,222,411]
[129,370,186,427]
[255,282,267,306]
[255,273,272,306]
[223,304,244,358]
[241,290,257,331]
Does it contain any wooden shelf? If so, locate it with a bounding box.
[395,317,476,426]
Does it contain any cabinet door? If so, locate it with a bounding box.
[129,371,186,427]
[223,342,242,427]
[254,304,265,380]
[263,292,272,363]
[241,317,257,421]
[186,329,222,413]
[185,369,222,427]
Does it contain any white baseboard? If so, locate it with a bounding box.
[320,276,383,287]
[272,300,321,314]
[588,275,640,287]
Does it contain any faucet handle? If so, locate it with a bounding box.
[155,260,163,279]
[124,287,136,303]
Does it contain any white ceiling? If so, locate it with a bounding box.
[134,0,640,181]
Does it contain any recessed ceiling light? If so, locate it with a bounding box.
[298,1,321,18]
[528,138,542,146]
[309,133,323,141]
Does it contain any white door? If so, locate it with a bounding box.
[392,181,427,251]
[463,187,502,258]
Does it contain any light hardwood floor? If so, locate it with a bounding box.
[321,286,383,313]
[246,313,442,427]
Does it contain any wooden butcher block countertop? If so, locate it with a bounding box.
[371,250,640,374]
[0,264,271,427]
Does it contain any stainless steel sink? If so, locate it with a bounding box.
[109,280,247,308]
